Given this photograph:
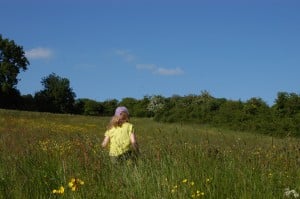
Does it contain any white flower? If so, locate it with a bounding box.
[284,188,299,198]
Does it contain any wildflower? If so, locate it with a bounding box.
[68,178,84,191]
[171,185,178,193]
[71,186,76,191]
[182,179,188,183]
[190,181,195,186]
[192,190,204,198]
[68,178,75,188]
[52,186,64,194]
[284,188,299,198]
[196,190,205,197]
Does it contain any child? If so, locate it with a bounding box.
[101,106,139,164]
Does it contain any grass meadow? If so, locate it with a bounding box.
[0,109,300,199]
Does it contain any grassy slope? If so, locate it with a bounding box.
[0,109,299,199]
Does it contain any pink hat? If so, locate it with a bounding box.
[114,106,129,116]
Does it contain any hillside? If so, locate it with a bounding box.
[0,109,299,198]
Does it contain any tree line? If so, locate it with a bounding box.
[1,35,300,136]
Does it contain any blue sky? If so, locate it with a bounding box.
[1,0,299,105]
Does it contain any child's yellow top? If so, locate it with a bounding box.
[104,122,134,157]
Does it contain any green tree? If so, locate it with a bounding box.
[78,98,103,116]
[242,97,273,133]
[21,94,36,111]
[274,92,300,117]
[0,35,29,108]
[134,96,152,117]
[119,97,138,116]
[244,97,269,116]
[101,99,118,116]
[272,92,300,136]
[214,100,245,130]
[35,73,76,113]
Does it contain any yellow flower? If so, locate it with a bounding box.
[78,179,84,185]
[182,179,188,183]
[190,181,195,186]
[52,186,64,195]
[68,177,84,191]
[59,186,64,194]
[196,190,204,197]
[68,181,74,188]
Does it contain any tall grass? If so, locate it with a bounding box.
[0,109,299,198]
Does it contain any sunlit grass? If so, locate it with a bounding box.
[0,109,299,198]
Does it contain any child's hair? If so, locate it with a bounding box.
[107,111,129,130]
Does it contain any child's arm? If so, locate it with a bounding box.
[101,136,110,148]
[130,133,139,153]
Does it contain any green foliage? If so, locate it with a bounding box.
[0,35,29,91]
[75,98,103,116]
[151,92,300,137]
[213,100,245,129]
[273,92,300,117]
[0,35,29,109]
[21,94,36,111]
[119,96,151,117]
[0,87,22,109]
[119,97,138,114]
[132,96,152,117]
[101,99,119,116]
[34,73,76,113]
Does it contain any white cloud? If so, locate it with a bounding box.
[116,49,184,76]
[136,63,184,76]
[25,47,53,59]
[155,67,184,76]
[115,49,136,62]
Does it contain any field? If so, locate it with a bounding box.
[0,109,299,199]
